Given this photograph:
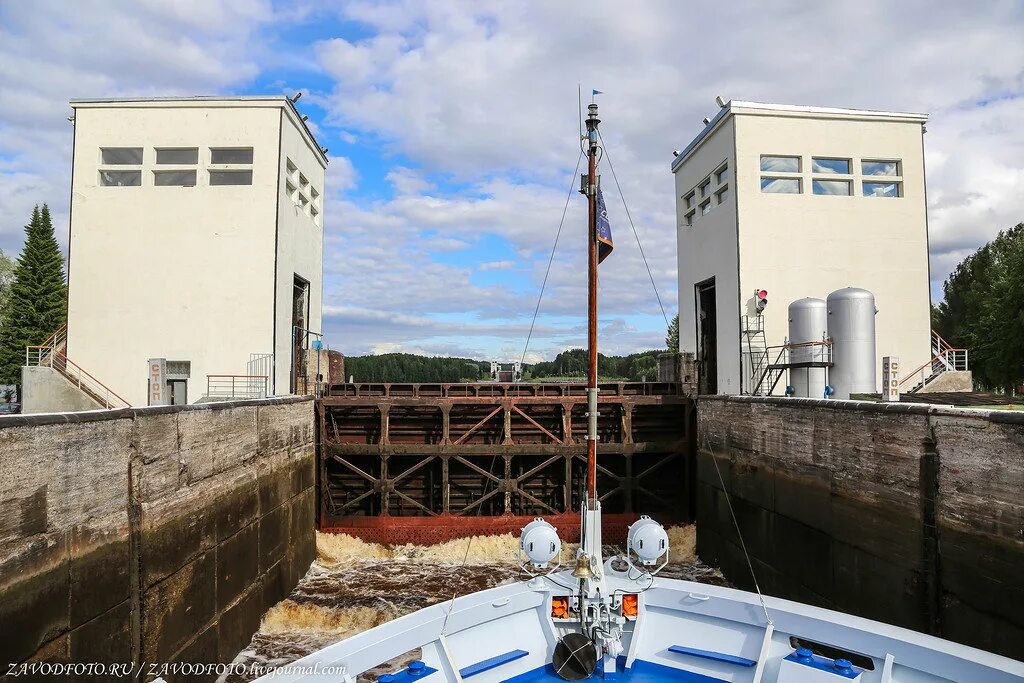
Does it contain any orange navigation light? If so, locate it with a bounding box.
[622,594,639,618]
[551,596,570,619]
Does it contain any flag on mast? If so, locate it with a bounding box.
[596,188,614,263]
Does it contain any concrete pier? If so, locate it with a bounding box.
[696,395,1024,660]
[0,396,316,676]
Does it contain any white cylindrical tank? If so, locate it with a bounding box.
[788,298,828,398]
[827,288,877,399]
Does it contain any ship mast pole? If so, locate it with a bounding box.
[585,102,600,507]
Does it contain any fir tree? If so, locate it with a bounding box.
[0,204,68,387]
[666,314,679,354]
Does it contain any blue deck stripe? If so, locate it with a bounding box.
[461,650,529,678]
[667,645,756,668]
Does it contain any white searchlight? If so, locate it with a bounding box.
[627,516,669,567]
[519,518,561,569]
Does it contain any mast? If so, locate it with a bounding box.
[584,102,600,506]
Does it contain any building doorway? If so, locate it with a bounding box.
[291,275,310,394]
[168,379,187,405]
[695,278,717,394]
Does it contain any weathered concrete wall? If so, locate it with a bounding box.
[696,395,1023,660]
[0,396,316,679]
[20,366,103,414]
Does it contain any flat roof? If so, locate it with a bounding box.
[671,100,928,172]
[70,95,328,167]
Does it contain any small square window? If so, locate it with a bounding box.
[100,170,141,186]
[286,159,297,176]
[862,160,900,176]
[700,199,712,215]
[310,187,320,202]
[812,157,851,174]
[211,147,253,164]
[760,177,801,194]
[714,163,729,185]
[812,179,851,195]
[683,192,695,209]
[101,148,143,165]
[286,180,296,197]
[715,186,729,204]
[299,173,309,190]
[683,210,695,227]
[699,179,711,197]
[154,170,196,187]
[863,181,901,197]
[311,205,320,220]
[297,194,309,209]
[210,170,253,186]
[156,148,198,165]
[760,155,800,173]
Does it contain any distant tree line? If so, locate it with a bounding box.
[933,221,1024,393]
[527,348,661,382]
[345,353,490,383]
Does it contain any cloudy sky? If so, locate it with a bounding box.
[1,1,1022,361]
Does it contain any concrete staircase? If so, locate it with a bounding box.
[23,325,131,411]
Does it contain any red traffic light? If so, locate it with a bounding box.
[757,289,768,300]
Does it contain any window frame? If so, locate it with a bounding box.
[760,176,802,194]
[153,169,197,187]
[861,159,901,177]
[210,147,254,165]
[99,170,142,187]
[811,157,852,175]
[209,169,253,186]
[812,178,852,196]
[862,180,902,198]
[155,147,199,165]
[759,155,801,174]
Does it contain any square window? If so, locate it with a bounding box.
[100,170,141,186]
[760,177,801,194]
[684,192,695,209]
[714,163,729,185]
[699,179,711,197]
[760,155,800,173]
[812,179,851,195]
[684,210,695,227]
[862,160,900,176]
[812,157,851,174]
[863,181,901,197]
[716,186,729,204]
[286,159,297,176]
[210,170,253,186]
[153,170,196,186]
[156,148,198,165]
[211,147,253,164]
[700,199,712,215]
[101,148,143,165]
[297,194,309,209]
[310,187,320,202]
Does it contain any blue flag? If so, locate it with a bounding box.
[596,188,614,263]
[592,89,604,96]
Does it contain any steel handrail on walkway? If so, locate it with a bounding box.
[26,345,131,409]
[206,374,269,399]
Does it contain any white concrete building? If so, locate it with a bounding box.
[672,101,931,396]
[63,96,326,406]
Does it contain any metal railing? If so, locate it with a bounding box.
[206,374,269,400]
[899,331,969,391]
[750,340,833,396]
[25,345,131,409]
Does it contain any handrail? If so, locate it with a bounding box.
[53,351,131,407]
[206,374,269,399]
[898,348,969,389]
[38,324,67,349]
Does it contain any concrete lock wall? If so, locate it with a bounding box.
[0,396,316,676]
[696,395,1024,660]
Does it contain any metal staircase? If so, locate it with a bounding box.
[741,315,769,395]
[899,331,969,393]
[25,325,131,409]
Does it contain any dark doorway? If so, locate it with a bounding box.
[291,275,310,393]
[695,278,718,394]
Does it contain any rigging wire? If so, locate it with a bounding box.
[439,533,475,637]
[596,129,671,328]
[701,420,773,626]
[518,149,586,372]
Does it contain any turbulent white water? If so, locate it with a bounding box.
[223,527,723,682]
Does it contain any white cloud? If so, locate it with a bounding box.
[478,260,515,271]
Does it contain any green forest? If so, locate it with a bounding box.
[344,348,665,383]
[933,221,1024,393]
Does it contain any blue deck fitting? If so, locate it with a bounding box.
[461,650,530,678]
[378,660,439,683]
[783,649,861,679]
[503,659,726,683]
[667,645,756,668]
